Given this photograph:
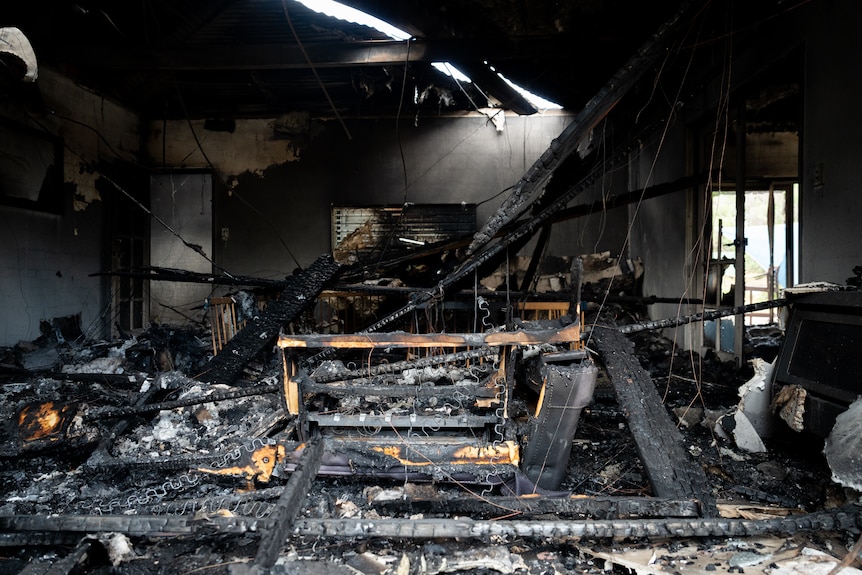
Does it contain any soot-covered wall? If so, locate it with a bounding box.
[147,111,577,282]
[0,69,140,347]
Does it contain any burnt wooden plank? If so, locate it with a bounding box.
[255,438,324,569]
[590,326,716,516]
[371,495,701,520]
[198,255,340,385]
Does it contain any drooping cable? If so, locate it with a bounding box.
[281,0,352,141]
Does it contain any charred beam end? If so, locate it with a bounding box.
[590,326,717,516]
[255,438,324,569]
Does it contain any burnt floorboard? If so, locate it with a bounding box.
[590,325,717,516]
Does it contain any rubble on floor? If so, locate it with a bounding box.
[0,293,859,574]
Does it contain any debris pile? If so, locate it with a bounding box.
[0,258,860,573]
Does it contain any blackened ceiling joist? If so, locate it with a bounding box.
[2,0,684,119]
[61,37,569,71]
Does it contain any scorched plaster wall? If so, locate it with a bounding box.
[0,68,140,347]
[146,111,576,284]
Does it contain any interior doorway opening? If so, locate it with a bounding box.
[705,183,799,353]
[699,50,801,361]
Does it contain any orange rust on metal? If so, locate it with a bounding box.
[370,440,519,467]
[18,401,72,442]
[277,322,580,349]
[197,444,286,489]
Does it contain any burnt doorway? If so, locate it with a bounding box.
[701,53,801,363]
[104,168,149,336]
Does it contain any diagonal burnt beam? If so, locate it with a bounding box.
[198,254,340,385]
[590,326,716,516]
[350,125,640,338]
[466,1,692,257]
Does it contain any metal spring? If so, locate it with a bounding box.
[82,472,202,515]
[151,497,275,519]
[477,296,493,331]
[208,437,275,469]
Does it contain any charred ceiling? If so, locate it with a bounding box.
[0,0,693,120]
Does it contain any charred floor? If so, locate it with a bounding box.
[0,254,860,575]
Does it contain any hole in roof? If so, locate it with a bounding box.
[498,72,563,110]
[431,62,472,84]
[297,0,563,111]
[293,0,411,40]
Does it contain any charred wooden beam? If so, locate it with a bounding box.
[291,505,862,539]
[590,327,716,516]
[618,299,787,334]
[322,437,519,472]
[520,224,552,292]
[2,504,858,540]
[255,438,324,569]
[548,172,711,225]
[279,437,520,480]
[198,255,340,385]
[370,495,701,520]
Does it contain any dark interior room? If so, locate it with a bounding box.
[0,1,860,573]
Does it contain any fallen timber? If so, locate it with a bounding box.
[198,254,340,385]
[371,495,702,520]
[590,326,717,516]
[1,504,858,540]
[255,438,324,569]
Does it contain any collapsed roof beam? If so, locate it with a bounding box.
[466,1,692,256]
